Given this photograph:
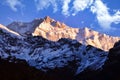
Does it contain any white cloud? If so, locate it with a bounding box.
[34,0,58,13]
[5,0,24,11]
[50,0,58,13]
[34,0,72,16]
[90,0,120,29]
[34,0,50,11]
[61,0,71,16]
[72,0,94,16]
[112,10,120,24]
[34,0,94,16]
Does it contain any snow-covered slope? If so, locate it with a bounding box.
[0,26,107,74]
[0,24,21,37]
[7,16,120,51]
[76,27,120,51]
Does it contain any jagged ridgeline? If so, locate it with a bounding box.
[7,16,120,51]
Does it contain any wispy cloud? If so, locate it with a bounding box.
[34,0,94,16]
[72,0,94,16]
[90,0,120,29]
[61,0,71,16]
[34,0,58,13]
[7,17,14,21]
[5,0,24,11]
[50,0,58,13]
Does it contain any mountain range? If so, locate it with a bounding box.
[0,22,107,72]
[6,16,120,51]
[0,16,120,80]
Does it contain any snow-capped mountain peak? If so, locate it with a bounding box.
[6,16,120,51]
[44,16,54,23]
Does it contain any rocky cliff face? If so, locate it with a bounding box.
[7,16,120,51]
[73,41,120,80]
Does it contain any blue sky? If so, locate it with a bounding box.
[0,0,120,36]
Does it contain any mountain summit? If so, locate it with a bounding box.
[6,16,120,51]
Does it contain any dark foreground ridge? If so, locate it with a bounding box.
[0,57,75,80]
